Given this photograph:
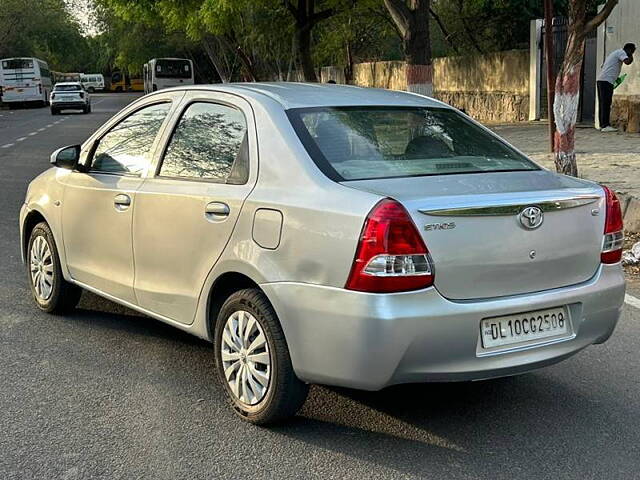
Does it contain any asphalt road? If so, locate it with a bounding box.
[1,93,640,479]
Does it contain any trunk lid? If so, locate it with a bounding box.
[344,170,605,300]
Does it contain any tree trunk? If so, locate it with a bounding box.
[202,35,230,83]
[384,0,433,95]
[285,0,334,83]
[297,24,317,82]
[552,0,619,176]
[220,34,259,82]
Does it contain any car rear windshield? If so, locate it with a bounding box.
[287,106,538,181]
[155,60,191,79]
[55,85,82,91]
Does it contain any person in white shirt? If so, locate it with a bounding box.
[597,43,635,132]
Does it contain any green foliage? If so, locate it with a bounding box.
[0,0,91,71]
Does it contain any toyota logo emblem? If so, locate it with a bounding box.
[519,206,544,229]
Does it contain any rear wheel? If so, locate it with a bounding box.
[50,108,57,115]
[214,288,308,425]
[27,222,82,314]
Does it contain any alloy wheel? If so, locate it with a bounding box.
[30,235,54,301]
[220,310,271,405]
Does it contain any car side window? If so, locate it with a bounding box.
[91,102,171,175]
[159,102,248,183]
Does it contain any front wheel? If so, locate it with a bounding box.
[214,289,309,425]
[27,222,82,314]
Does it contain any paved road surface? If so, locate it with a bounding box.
[1,94,640,479]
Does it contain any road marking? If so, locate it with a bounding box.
[46,124,53,127]
[37,128,46,132]
[28,132,37,136]
[625,294,640,310]
[1,143,14,149]
[16,137,27,142]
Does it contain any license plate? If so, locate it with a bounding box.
[480,306,571,350]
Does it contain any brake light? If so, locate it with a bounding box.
[346,199,434,293]
[51,93,55,99]
[601,186,624,264]
[38,84,42,94]
[79,91,84,98]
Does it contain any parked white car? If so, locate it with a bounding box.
[50,82,90,115]
[80,74,105,93]
[21,83,626,424]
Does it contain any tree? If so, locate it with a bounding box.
[284,0,336,82]
[383,0,432,95]
[553,0,618,176]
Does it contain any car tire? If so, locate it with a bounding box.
[88,87,95,93]
[214,288,309,425]
[27,222,82,314]
[50,108,57,115]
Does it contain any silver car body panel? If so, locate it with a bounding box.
[344,171,606,299]
[20,83,626,389]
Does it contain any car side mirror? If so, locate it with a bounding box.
[50,145,81,170]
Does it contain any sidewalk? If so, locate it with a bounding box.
[492,123,640,231]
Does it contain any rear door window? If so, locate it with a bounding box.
[288,107,538,181]
[158,102,248,183]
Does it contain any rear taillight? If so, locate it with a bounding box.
[346,199,434,293]
[51,93,55,99]
[38,84,42,94]
[79,92,84,98]
[601,186,624,264]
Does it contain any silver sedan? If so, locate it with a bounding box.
[20,83,626,424]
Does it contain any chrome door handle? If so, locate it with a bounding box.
[205,202,230,218]
[114,194,131,211]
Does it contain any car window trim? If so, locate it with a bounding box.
[86,100,173,177]
[154,99,250,185]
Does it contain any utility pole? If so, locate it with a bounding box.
[543,0,556,153]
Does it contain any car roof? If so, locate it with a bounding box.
[55,82,82,86]
[159,82,447,110]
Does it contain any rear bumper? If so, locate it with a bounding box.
[262,264,625,390]
[2,93,42,103]
[51,101,86,109]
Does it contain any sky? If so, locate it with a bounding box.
[66,0,98,36]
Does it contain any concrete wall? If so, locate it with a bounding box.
[597,0,640,132]
[315,51,531,123]
[432,50,530,123]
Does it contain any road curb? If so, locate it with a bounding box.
[616,192,640,233]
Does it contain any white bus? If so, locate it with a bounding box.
[143,58,194,93]
[0,57,52,106]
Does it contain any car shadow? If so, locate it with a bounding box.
[56,291,634,479]
[270,374,632,478]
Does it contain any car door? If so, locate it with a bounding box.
[132,91,258,324]
[60,96,178,304]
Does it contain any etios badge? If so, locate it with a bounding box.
[519,206,544,230]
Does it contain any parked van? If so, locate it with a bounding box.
[80,74,105,93]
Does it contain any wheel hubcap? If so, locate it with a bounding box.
[220,310,271,405]
[30,236,54,301]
